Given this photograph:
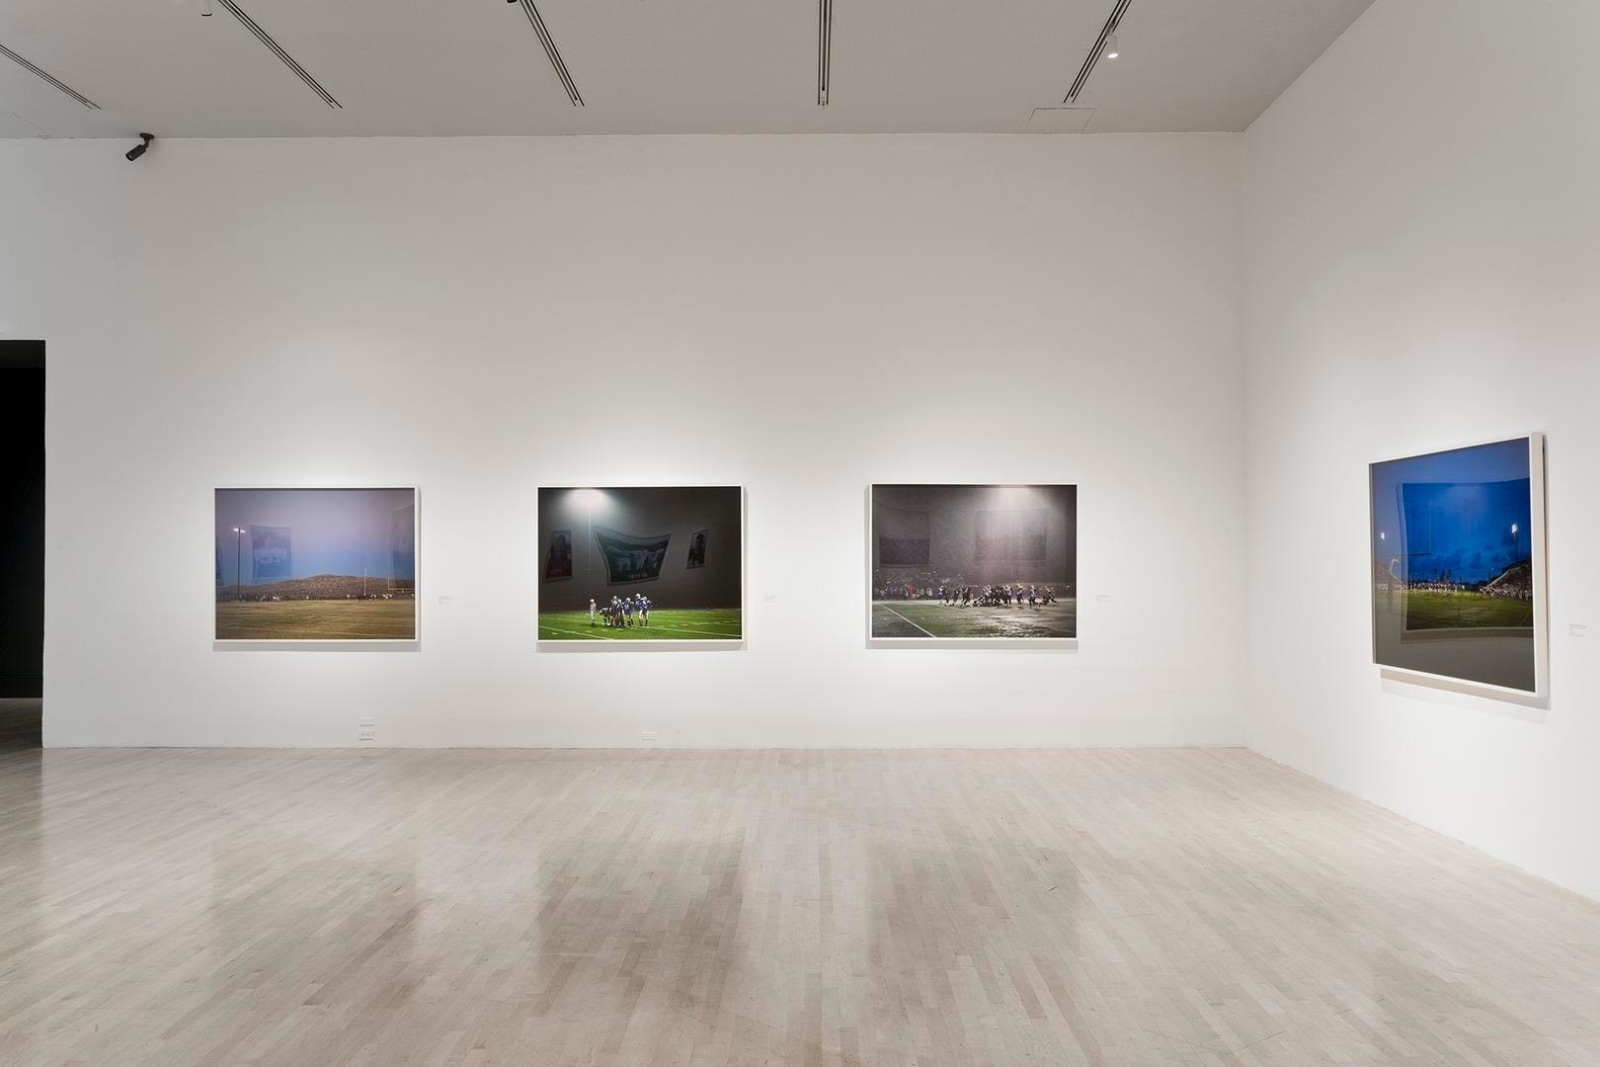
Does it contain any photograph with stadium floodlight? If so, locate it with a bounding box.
[538,486,743,643]
[215,488,417,642]
[870,484,1077,642]
[1370,435,1545,695]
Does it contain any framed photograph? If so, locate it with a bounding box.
[214,487,419,645]
[537,486,744,646]
[1369,434,1547,702]
[869,484,1077,647]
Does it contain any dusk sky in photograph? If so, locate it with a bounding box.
[1371,439,1532,585]
[215,488,415,585]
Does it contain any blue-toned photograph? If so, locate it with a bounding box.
[1370,436,1543,693]
[215,487,418,641]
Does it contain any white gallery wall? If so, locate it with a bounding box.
[1243,0,1600,899]
[0,134,1247,748]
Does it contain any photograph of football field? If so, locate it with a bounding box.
[537,608,743,642]
[538,486,743,643]
[1370,435,1544,693]
[871,484,1077,642]
[872,599,1077,639]
[1399,588,1535,631]
[215,488,417,641]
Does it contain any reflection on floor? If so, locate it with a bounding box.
[0,697,41,751]
[0,747,1596,1066]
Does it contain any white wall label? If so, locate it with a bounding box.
[762,594,779,603]
[1096,594,1112,604]
[437,595,454,606]
[1571,623,1588,638]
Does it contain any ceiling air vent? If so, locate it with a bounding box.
[1026,108,1095,134]
[0,42,100,109]
[1065,0,1131,104]
[215,0,341,108]
[512,0,584,106]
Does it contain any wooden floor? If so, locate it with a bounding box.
[1,747,1596,1066]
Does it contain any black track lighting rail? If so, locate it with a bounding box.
[217,0,342,108]
[0,41,101,109]
[1065,0,1132,104]
[513,0,584,106]
[817,0,833,106]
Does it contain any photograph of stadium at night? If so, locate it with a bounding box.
[538,486,743,643]
[1370,435,1546,695]
[215,488,417,642]
[870,484,1077,643]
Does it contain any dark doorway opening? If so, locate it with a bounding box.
[1,340,44,750]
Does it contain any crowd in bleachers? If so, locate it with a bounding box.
[1406,570,1533,601]
[873,571,1071,606]
[1484,569,1534,600]
[873,571,947,600]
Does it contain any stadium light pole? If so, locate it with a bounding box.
[1511,523,1520,561]
[233,526,244,603]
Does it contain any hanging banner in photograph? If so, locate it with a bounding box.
[249,525,292,583]
[686,529,709,569]
[391,504,416,583]
[594,527,671,585]
[544,529,574,581]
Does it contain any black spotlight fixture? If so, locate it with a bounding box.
[125,133,154,162]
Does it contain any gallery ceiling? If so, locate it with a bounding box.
[0,0,1376,140]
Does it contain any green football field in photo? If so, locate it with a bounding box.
[538,608,743,641]
[1404,591,1534,630]
[216,600,416,641]
[872,600,1077,639]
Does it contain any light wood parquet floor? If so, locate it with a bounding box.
[0,745,1597,1066]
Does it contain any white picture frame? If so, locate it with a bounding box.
[535,485,747,652]
[213,485,421,652]
[1369,433,1548,706]
[867,483,1080,650]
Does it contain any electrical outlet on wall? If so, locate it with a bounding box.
[358,718,376,744]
